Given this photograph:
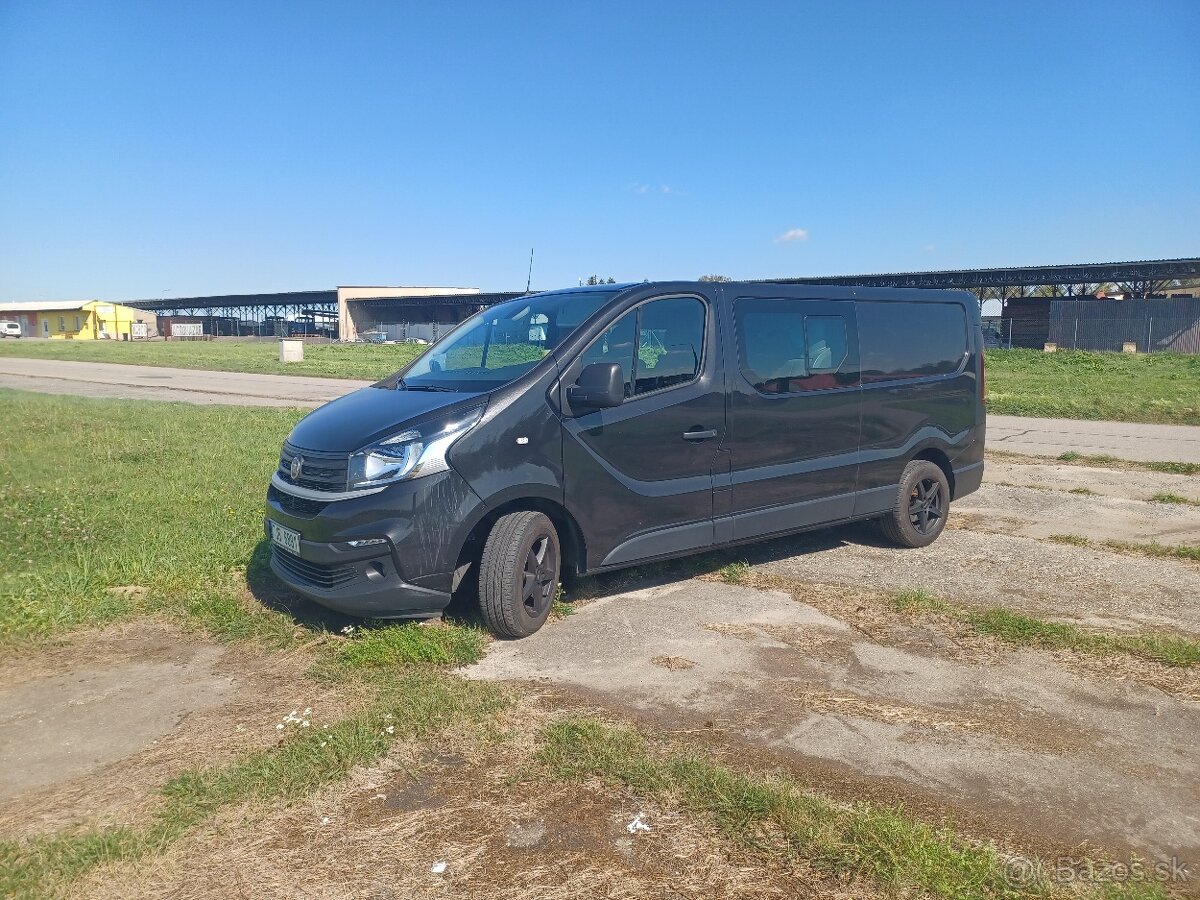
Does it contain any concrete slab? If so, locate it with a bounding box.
[466,580,1200,862]
[0,645,234,803]
[989,414,1200,463]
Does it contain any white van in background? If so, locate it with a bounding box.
[0,320,22,338]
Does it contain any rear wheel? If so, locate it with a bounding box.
[478,511,560,638]
[879,460,950,548]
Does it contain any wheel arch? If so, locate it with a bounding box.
[453,495,588,588]
[912,446,956,498]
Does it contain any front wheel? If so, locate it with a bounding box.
[478,511,561,638]
[879,460,950,548]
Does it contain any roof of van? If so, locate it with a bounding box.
[534,281,975,302]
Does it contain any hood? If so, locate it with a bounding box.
[286,386,487,453]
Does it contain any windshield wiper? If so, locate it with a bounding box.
[403,384,458,392]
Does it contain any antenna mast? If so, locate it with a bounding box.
[525,248,534,293]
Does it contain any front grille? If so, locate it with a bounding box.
[268,485,329,518]
[278,442,350,492]
[272,547,357,589]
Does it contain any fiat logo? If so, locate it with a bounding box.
[290,455,304,481]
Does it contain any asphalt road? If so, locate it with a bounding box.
[0,357,371,408]
[3,357,1199,462]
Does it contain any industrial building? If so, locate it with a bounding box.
[124,286,517,342]
[0,300,158,340]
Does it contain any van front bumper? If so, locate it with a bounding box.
[263,468,484,620]
[267,536,450,619]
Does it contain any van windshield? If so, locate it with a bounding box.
[393,290,619,392]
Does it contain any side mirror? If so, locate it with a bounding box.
[567,362,624,410]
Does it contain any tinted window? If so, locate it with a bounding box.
[577,309,636,399]
[735,299,853,393]
[635,297,705,395]
[858,301,967,383]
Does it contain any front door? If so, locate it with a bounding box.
[722,295,861,540]
[562,293,725,569]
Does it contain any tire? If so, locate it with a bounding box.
[879,460,950,548]
[478,511,561,638]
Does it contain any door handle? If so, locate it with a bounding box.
[682,428,718,441]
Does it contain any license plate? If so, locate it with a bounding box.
[268,520,301,555]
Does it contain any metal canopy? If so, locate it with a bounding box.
[765,257,1200,296]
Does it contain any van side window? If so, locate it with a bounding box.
[577,310,637,398]
[858,301,967,383]
[634,297,705,395]
[735,300,852,393]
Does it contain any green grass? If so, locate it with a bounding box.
[540,716,1043,899]
[1149,492,1198,506]
[1054,451,1200,476]
[1068,486,1097,495]
[1047,533,1091,546]
[0,390,310,643]
[719,561,751,584]
[1105,540,1200,562]
[888,588,953,614]
[1043,531,1200,563]
[985,349,1200,425]
[966,609,1200,668]
[887,590,1200,668]
[0,338,422,380]
[0,388,512,896]
[335,622,488,669]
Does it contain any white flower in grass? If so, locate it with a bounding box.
[385,725,395,734]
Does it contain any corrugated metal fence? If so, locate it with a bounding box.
[998,298,1200,352]
[1046,298,1200,353]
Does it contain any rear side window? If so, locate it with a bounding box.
[858,301,967,383]
[734,299,852,393]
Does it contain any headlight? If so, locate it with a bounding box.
[348,406,483,489]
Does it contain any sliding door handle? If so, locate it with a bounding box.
[682,429,718,441]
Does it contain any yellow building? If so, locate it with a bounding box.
[0,301,158,340]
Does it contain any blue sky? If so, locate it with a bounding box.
[1,0,1197,300]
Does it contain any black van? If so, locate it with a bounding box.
[265,281,984,637]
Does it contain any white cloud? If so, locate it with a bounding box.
[774,228,809,244]
[629,183,682,196]
[923,243,936,252]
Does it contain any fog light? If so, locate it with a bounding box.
[365,561,385,582]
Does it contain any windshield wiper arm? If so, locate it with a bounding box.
[403,384,457,392]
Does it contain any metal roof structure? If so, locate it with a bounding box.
[0,300,92,312]
[764,257,1200,298]
[347,291,523,309]
[125,290,337,313]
